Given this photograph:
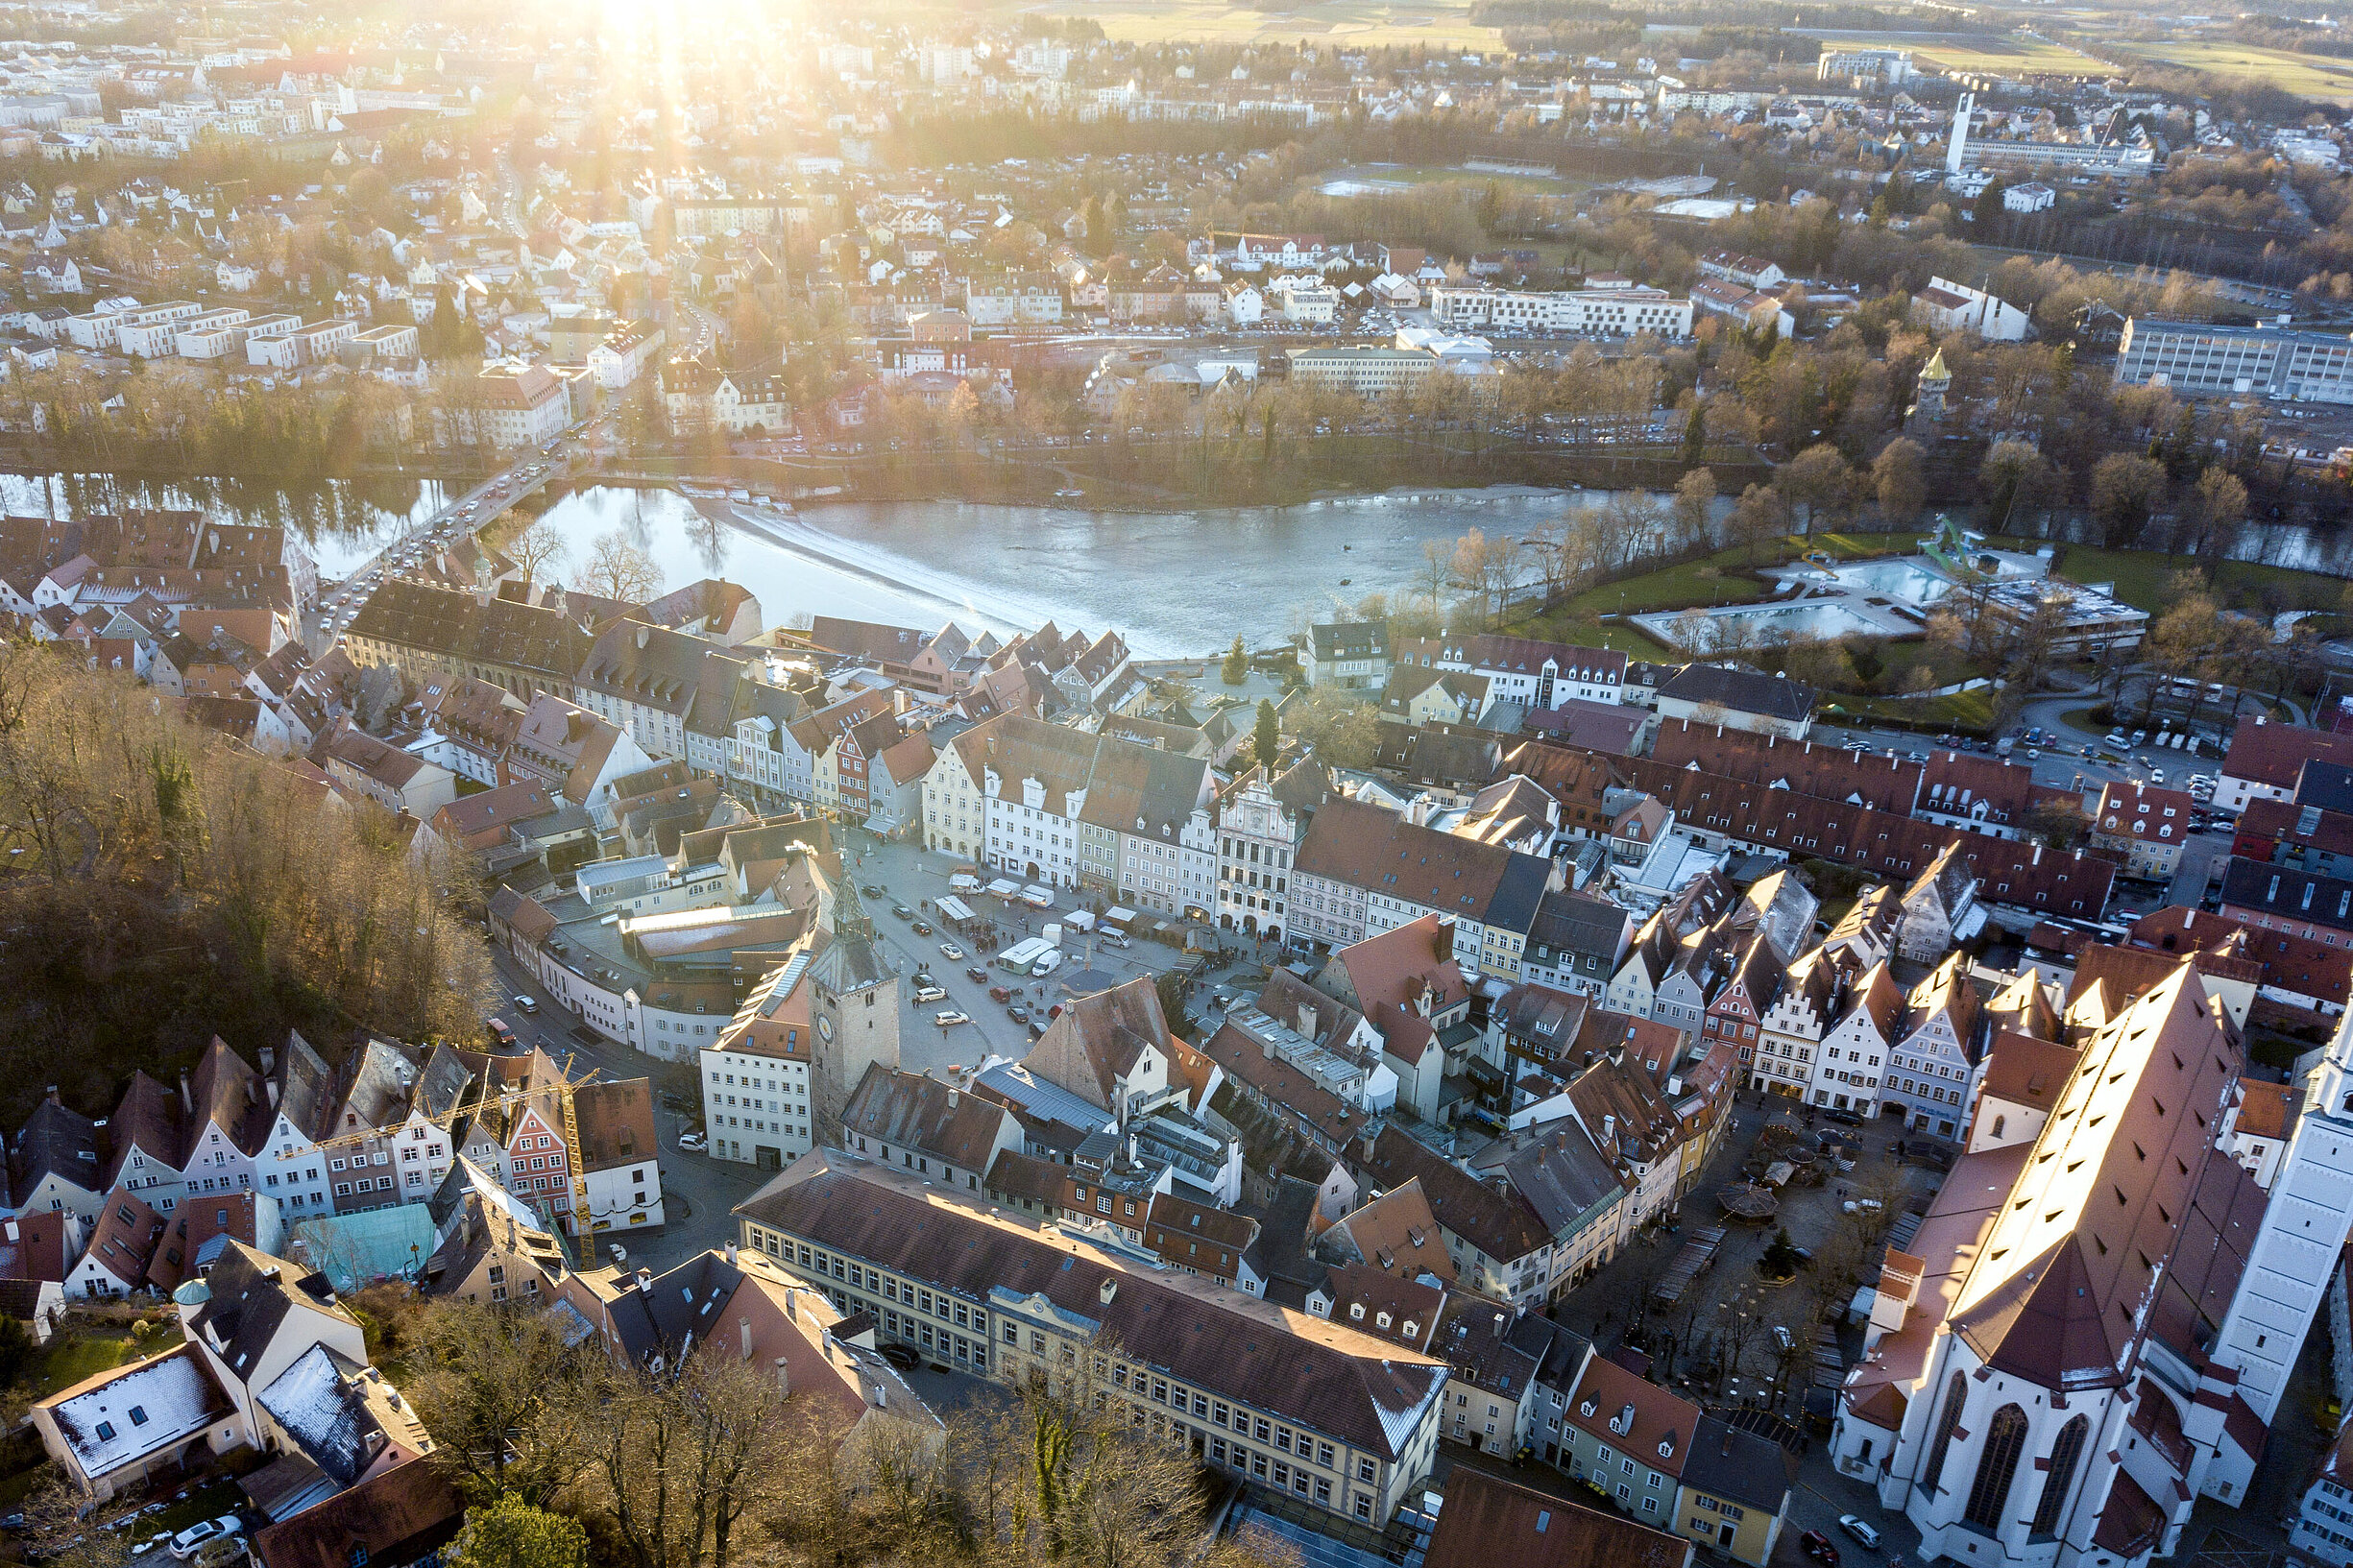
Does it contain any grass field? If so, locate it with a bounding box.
[1832,687,2000,731]
[1316,163,1584,198]
[1993,537,2346,615]
[2108,39,2353,102]
[1801,30,2110,75]
[1029,0,1502,48]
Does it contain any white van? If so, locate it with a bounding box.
[1031,950,1064,978]
[949,873,982,893]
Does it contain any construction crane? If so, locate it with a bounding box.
[279,1047,601,1239]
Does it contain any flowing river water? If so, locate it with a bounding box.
[8,470,2353,658]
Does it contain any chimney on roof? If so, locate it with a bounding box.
[774,1354,791,1396]
[725,1241,739,1266]
[740,1315,754,1362]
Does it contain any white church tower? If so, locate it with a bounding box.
[1946,92,1974,175]
[2214,1011,2353,1426]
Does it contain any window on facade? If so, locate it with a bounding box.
[1925,1372,1968,1496]
[2030,1414,2089,1538]
[1964,1405,2030,1531]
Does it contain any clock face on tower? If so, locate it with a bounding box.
[817,1015,835,1042]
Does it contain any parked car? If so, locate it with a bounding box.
[676,1130,708,1151]
[487,1019,516,1049]
[938,942,966,960]
[911,920,934,936]
[1801,1531,1840,1567]
[912,985,947,1003]
[934,1010,971,1027]
[608,1242,628,1264]
[512,995,539,1015]
[169,1520,242,1560]
[1836,1517,1880,1551]
[989,984,1014,1002]
[878,1342,922,1371]
[1007,1004,1031,1024]
[891,904,915,920]
[965,966,989,983]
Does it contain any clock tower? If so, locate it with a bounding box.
[805,870,901,1146]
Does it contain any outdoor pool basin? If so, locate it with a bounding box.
[1822,557,1955,605]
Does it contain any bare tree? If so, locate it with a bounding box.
[582,1354,788,1568]
[1872,437,1927,525]
[1671,468,1717,551]
[1445,528,1523,629]
[506,519,569,589]
[19,1480,133,1568]
[579,529,664,606]
[405,1299,599,1505]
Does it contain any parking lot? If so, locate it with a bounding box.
[834,828,1250,1078]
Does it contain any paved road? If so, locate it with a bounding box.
[486,944,764,1272]
[306,409,618,653]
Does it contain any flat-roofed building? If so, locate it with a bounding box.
[2115,318,2353,403]
[1286,345,1440,398]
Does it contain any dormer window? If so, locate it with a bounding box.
[1658,1437,1674,1459]
[1349,1303,1366,1320]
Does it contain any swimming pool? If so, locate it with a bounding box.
[1637,600,1892,644]
[1828,558,1954,604]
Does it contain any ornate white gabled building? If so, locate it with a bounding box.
[1831,965,2280,1568]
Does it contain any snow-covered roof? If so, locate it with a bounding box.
[256,1343,380,1486]
[41,1344,230,1478]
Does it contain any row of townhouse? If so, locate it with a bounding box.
[1508,730,2117,923]
[1288,794,1560,981]
[7,1033,665,1285]
[922,712,1220,920]
[345,586,949,832]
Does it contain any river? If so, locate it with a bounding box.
[0,472,1613,658]
[10,470,2353,658]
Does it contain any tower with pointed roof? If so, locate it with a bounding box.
[1911,347,1951,425]
[805,861,900,1145]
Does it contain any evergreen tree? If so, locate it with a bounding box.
[1682,398,1707,468]
[1221,636,1249,686]
[1252,698,1280,770]
[448,1496,585,1568]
